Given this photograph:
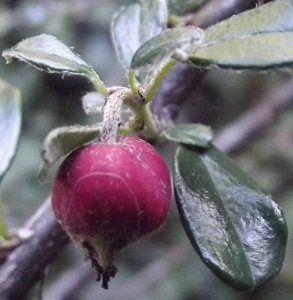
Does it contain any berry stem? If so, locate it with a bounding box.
[127,69,140,95]
[89,69,108,96]
[97,58,176,142]
[144,58,176,103]
[99,80,170,142]
[99,87,126,143]
[123,89,161,139]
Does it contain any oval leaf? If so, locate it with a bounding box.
[204,0,293,44]
[3,34,95,77]
[167,0,208,15]
[174,144,287,290]
[0,79,21,183]
[39,125,100,182]
[131,27,204,69]
[164,123,213,147]
[111,0,167,69]
[189,32,293,70]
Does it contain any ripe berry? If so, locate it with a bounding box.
[51,135,172,288]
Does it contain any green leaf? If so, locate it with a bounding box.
[39,125,100,182]
[188,32,293,70]
[167,0,208,15]
[131,26,204,69]
[164,123,213,147]
[3,34,94,76]
[0,79,21,183]
[183,0,293,70]
[174,144,287,290]
[204,0,293,44]
[111,0,167,70]
[2,34,108,95]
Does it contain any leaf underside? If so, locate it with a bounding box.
[183,0,293,70]
[174,144,287,290]
[203,0,293,44]
[189,32,293,70]
[3,34,94,77]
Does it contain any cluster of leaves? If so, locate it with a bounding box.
[0,0,291,292]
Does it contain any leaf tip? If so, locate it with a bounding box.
[2,50,13,64]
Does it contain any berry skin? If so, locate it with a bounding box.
[51,135,172,288]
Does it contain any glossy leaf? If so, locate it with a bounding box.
[167,0,208,15]
[3,34,95,78]
[204,0,293,44]
[189,32,293,70]
[0,79,21,183]
[174,144,287,290]
[131,27,204,69]
[39,125,100,182]
[164,123,213,147]
[111,0,167,69]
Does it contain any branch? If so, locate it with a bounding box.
[214,76,293,153]
[150,63,205,121]
[0,198,69,300]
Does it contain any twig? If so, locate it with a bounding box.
[214,76,293,153]
[151,62,206,122]
[0,198,69,300]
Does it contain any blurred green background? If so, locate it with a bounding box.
[0,1,292,299]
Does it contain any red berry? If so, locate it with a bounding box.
[51,135,172,288]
